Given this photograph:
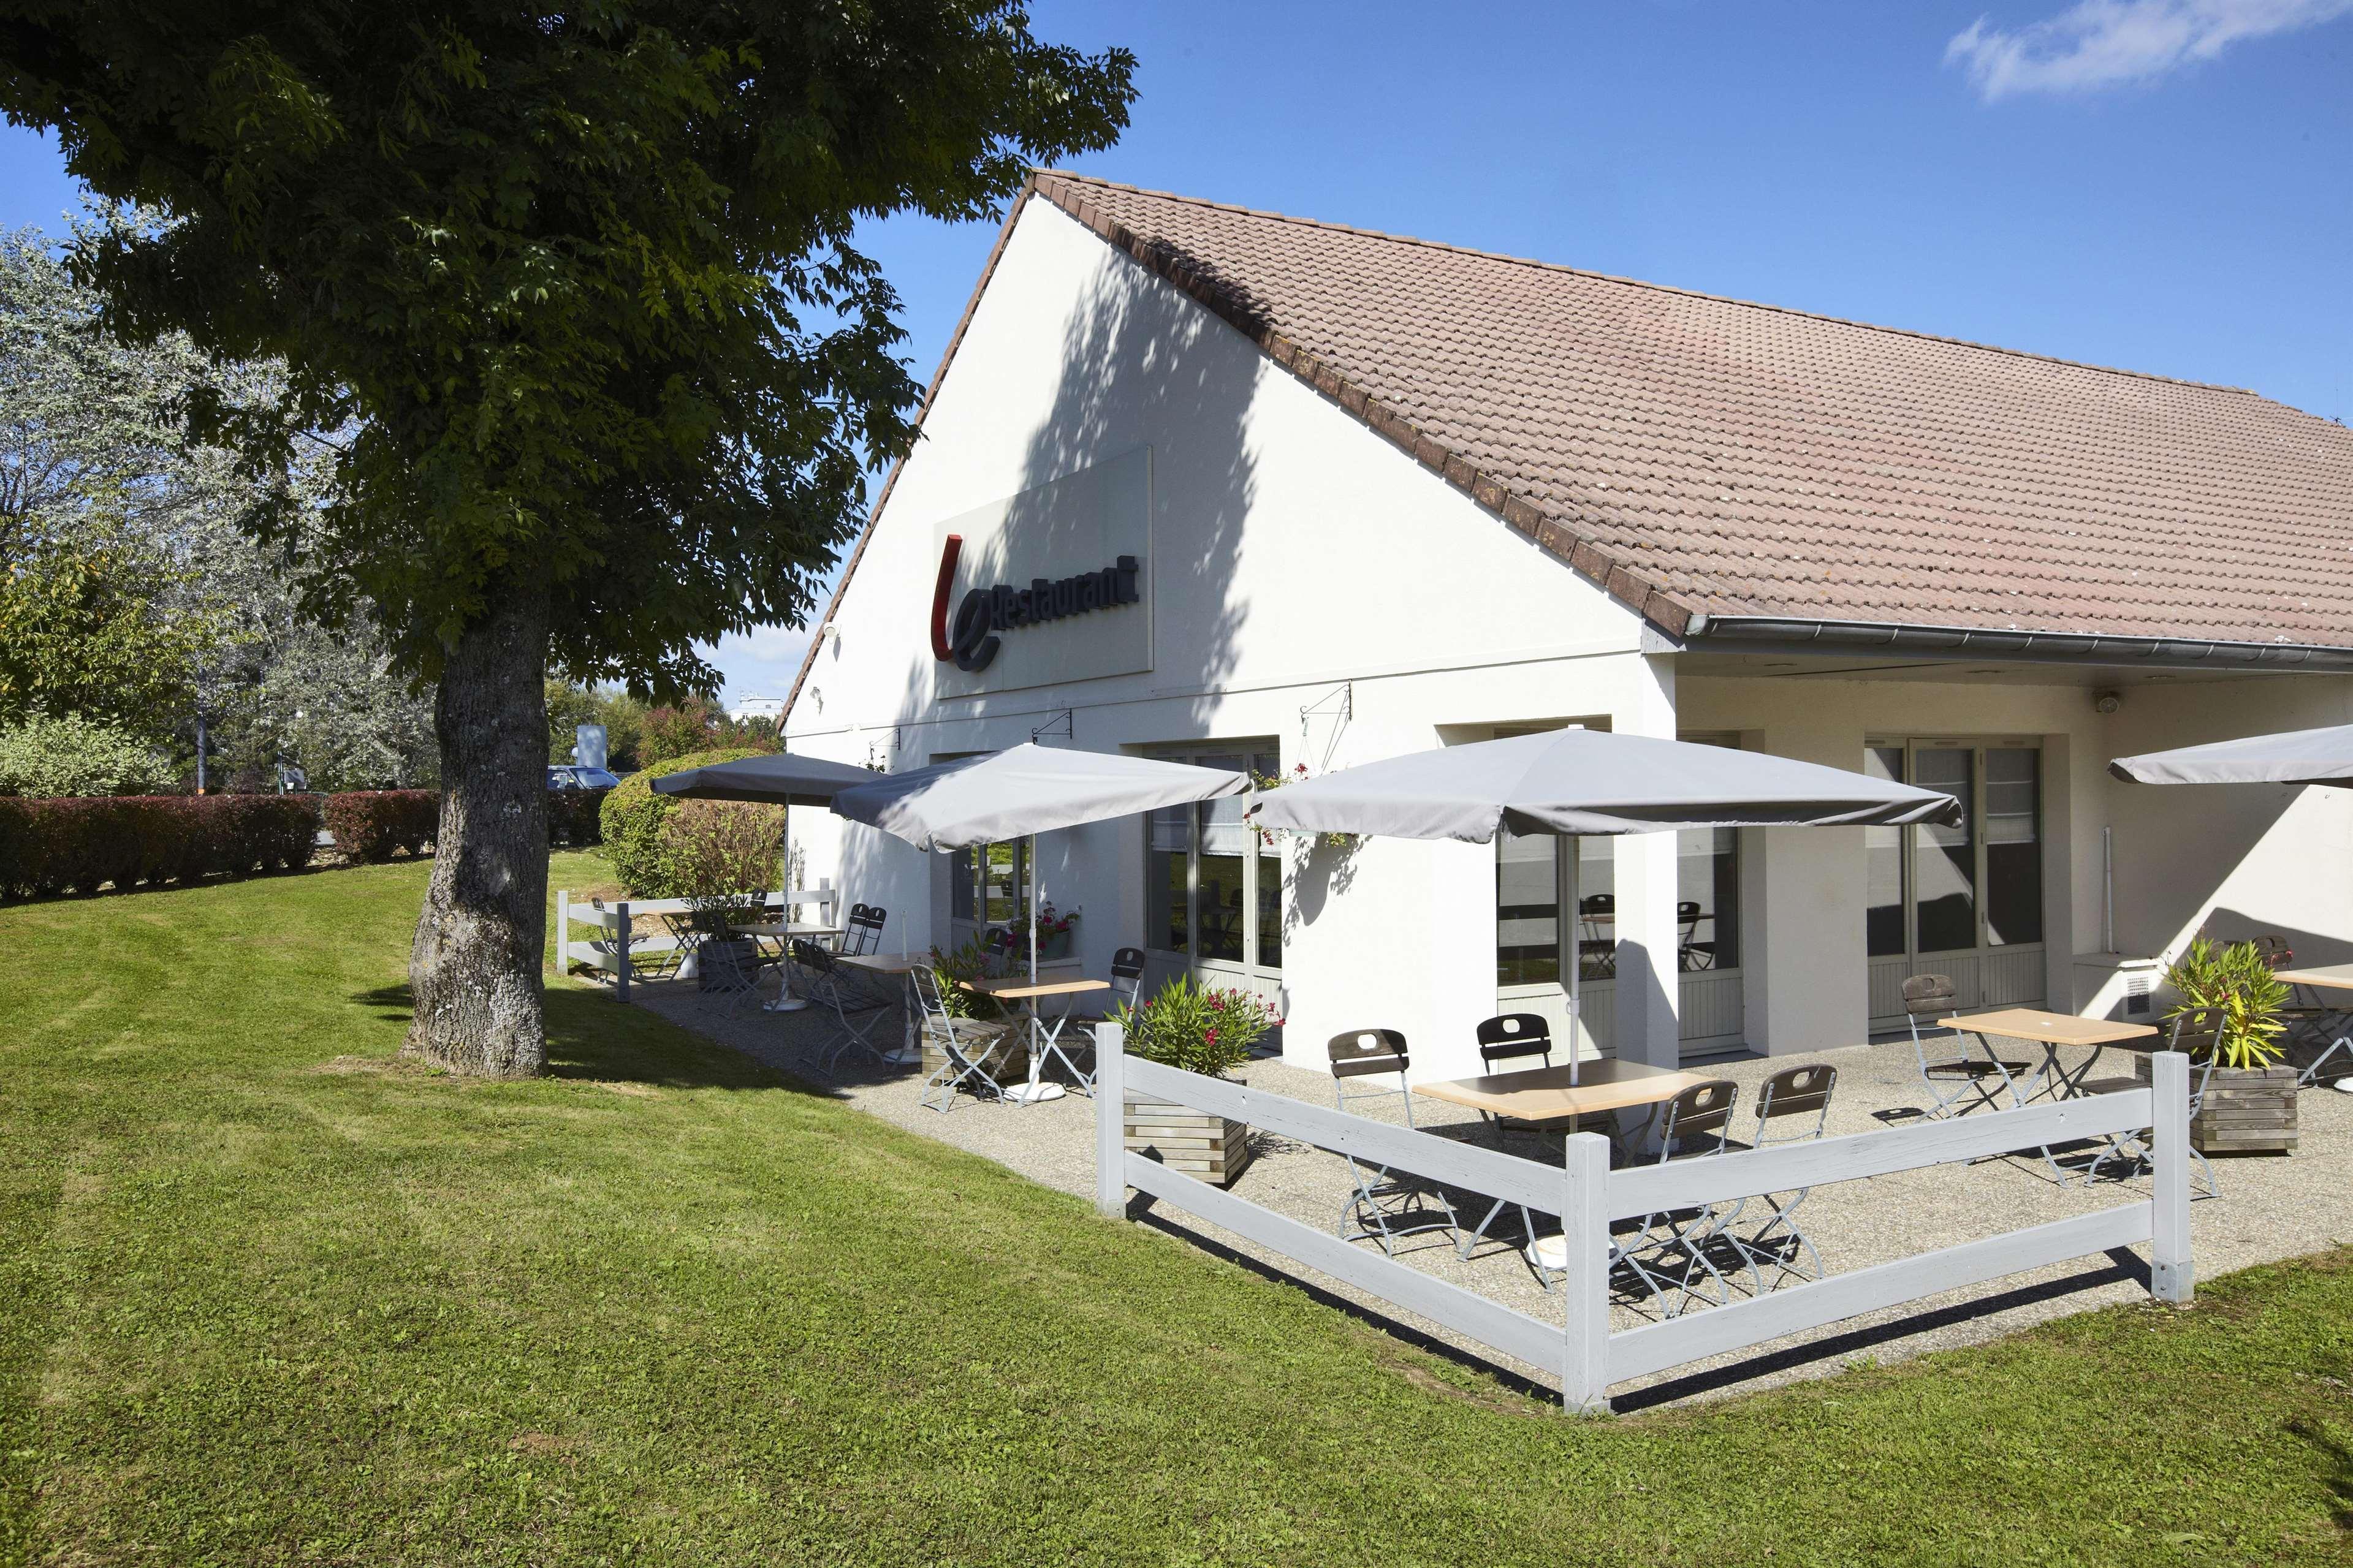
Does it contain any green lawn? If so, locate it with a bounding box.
[4,854,2351,1566]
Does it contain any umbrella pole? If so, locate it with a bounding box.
[1006,835,1063,1105]
[766,803,809,1012]
[1567,833,1580,1087]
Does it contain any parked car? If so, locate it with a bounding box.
[547,765,621,792]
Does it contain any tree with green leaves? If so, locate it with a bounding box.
[1,220,435,790]
[0,4,1135,1075]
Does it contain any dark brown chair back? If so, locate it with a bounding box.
[1757,1063,1836,1121]
[2165,1009,2224,1059]
[1901,974,1957,1018]
[1659,1078,1739,1151]
[1328,1028,1410,1080]
[1475,1013,1553,1070]
[1111,946,1147,980]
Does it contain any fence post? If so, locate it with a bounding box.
[2151,1050,2193,1305]
[1561,1131,1613,1414]
[554,888,568,976]
[1095,1021,1126,1218]
[615,901,631,1004]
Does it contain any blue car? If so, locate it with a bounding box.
[547,765,620,792]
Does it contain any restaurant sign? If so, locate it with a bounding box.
[929,533,1143,673]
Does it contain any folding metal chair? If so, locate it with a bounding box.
[1328,1029,1459,1256]
[693,928,773,1017]
[1453,1014,1564,1257]
[1527,1078,1754,1316]
[793,939,889,1076]
[913,964,1011,1113]
[1064,948,1149,1088]
[982,926,1019,979]
[1733,1063,1836,1287]
[1613,1078,1758,1316]
[1905,973,2028,1118]
[845,903,887,956]
[1106,946,1147,1013]
[1578,893,1617,979]
[2080,1013,2222,1198]
[2260,936,2353,1086]
[1676,900,1716,971]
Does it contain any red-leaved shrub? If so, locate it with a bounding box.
[324,790,440,863]
[547,789,608,847]
[0,794,319,899]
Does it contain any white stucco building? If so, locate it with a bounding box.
[780,172,2353,1085]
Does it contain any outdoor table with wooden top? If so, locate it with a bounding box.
[1413,1056,1711,1132]
[2271,962,2353,997]
[2267,966,2353,1086]
[961,974,1110,1105]
[825,950,933,1063]
[1939,1007,2159,1107]
[1413,1058,1709,1258]
[732,920,846,1016]
[1941,1007,2161,1182]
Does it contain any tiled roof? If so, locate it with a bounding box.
[1031,171,2353,651]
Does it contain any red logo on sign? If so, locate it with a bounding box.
[929,534,963,662]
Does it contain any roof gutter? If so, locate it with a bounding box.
[1680,614,2353,673]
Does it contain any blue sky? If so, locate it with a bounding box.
[6,0,2348,706]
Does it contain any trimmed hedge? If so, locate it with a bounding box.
[323,790,439,863]
[548,789,607,847]
[0,794,319,899]
[599,748,764,896]
[324,787,604,863]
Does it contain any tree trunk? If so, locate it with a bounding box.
[405,583,550,1077]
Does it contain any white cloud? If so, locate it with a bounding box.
[1947,0,2353,99]
[701,625,814,712]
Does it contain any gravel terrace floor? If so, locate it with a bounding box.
[632,974,2353,1411]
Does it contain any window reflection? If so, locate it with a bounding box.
[1984,747,2042,945]
[1865,745,1907,958]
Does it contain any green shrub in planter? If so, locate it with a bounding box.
[1114,975,1277,1078]
[2164,937,2289,1068]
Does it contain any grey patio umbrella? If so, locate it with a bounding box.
[650,750,880,805]
[2109,724,2353,788]
[1246,729,1963,841]
[1247,729,1961,1080]
[829,743,1249,852]
[652,749,883,1010]
[832,743,1249,1101]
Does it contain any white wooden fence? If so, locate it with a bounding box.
[1090,1023,2192,1413]
[554,885,835,1001]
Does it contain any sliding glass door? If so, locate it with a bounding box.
[1146,744,1282,996]
[1866,739,2045,1026]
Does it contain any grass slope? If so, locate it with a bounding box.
[2,853,2350,1566]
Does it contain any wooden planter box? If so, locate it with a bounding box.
[2139,1055,2298,1154]
[1125,1076,1251,1187]
[921,1018,1026,1088]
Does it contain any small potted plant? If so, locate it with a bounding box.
[1017,901,1081,961]
[2145,936,2299,1154]
[1116,977,1279,1186]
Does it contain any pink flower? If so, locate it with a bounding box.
[1204,1028,1218,1045]
[1294,763,1307,775]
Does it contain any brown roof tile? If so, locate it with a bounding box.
[1030,171,2353,651]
